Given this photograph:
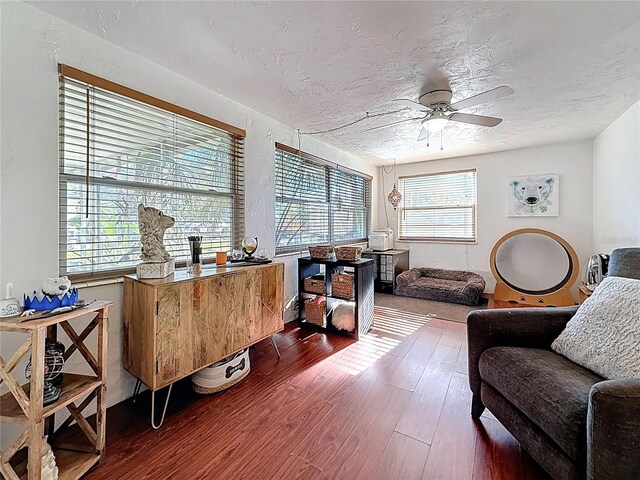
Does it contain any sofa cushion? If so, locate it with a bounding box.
[551,276,640,379]
[479,346,603,461]
[481,383,579,480]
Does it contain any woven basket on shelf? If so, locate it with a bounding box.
[304,297,327,327]
[332,272,355,300]
[304,276,326,295]
[308,245,334,259]
[335,246,362,261]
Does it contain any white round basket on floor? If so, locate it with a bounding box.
[192,349,250,394]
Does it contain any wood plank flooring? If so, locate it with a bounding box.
[75,305,550,480]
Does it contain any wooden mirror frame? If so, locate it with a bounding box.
[490,228,579,307]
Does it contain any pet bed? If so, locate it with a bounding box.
[395,267,486,306]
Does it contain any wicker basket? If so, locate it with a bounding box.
[308,245,335,260]
[332,272,355,300]
[304,275,326,294]
[304,297,327,327]
[335,246,363,261]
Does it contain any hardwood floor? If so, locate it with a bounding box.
[75,305,550,480]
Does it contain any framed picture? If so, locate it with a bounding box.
[508,174,559,217]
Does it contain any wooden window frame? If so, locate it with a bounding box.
[397,168,477,243]
[275,143,372,255]
[58,65,246,281]
[58,65,245,137]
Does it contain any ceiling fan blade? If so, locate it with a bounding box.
[417,126,428,141]
[449,112,502,127]
[363,117,422,132]
[450,86,514,111]
[394,99,432,112]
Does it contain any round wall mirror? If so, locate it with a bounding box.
[490,229,579,306]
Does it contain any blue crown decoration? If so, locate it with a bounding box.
[24,288,79,311]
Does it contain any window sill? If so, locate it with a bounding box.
[67,258,225,284]
[396,238,478,245]
[275,241,368,258]
[275,251,306,258]
[71,276,126,289]
[68,268,135,284]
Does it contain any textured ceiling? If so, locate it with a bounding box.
[30,1,640,165]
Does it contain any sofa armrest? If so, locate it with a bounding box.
[467,306,578,397]
[588,379,640,480]
[396,269,421,287]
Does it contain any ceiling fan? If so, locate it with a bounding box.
[368,85,514,141]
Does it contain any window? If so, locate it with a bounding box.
[58,65,245,277]
[275,144,371,254]
[398,169,476,242]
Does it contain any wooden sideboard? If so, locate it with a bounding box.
[123,262,284,392]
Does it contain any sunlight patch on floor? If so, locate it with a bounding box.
[325,306,434,375]
[372,305,433,336]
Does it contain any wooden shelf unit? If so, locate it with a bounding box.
[297,256,374,340]
[0,301,112,480]
[300,292,355,301]
[11,449,100,480]
[0,374,101,424]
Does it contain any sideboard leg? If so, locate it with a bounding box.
[132,379,142,404]
[270,335,281,359]
[150,383,173,430]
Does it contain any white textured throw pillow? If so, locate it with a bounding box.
[552,276,640,379]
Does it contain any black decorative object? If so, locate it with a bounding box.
[25,339,66,406]
[188,236,203,264]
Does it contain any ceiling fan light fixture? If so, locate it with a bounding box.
[424,114,449,132]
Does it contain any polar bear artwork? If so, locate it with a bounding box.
[136,204,176,278]
[508,174,559,217]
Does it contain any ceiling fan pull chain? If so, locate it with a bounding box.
[427,128,430,147]
[440,130,443,150]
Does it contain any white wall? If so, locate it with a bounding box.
[592,100,640,253]
[377,140,594,292]
[0,1,378,445]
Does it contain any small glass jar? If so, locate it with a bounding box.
[216,251,228,265]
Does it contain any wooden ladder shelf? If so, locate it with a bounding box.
[0,301,112,480]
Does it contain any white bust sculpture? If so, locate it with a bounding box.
[137,204,176,278]
[138,204,175,262]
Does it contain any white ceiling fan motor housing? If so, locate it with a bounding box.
[418,89,453,109]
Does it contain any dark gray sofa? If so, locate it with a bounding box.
[467,248,640,480]
[395,267,486,306]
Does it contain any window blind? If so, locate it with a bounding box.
[398,169,476,242]
[275,144,371,254]
[59,66,245,277]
